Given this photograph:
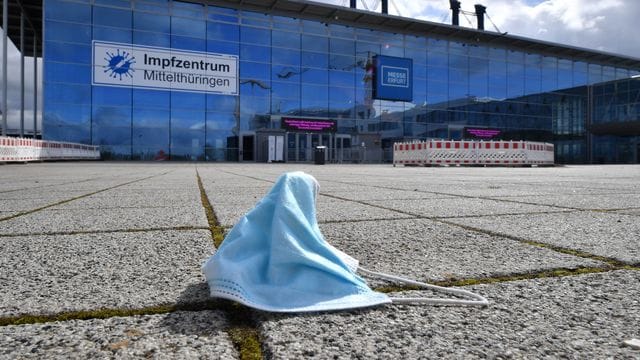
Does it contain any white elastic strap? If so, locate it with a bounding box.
[359,267,489,307]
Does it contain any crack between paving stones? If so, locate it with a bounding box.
[373,266,637,294]
[196,168,263,360]
[0,226,210,238]
[0,177,105,194]
[0,171,174,223]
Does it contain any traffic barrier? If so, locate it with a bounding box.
[393,140,554,166]
[0,136,100,163]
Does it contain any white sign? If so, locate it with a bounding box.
[92,40,238,95]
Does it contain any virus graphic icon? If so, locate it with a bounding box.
[104,49,135,80]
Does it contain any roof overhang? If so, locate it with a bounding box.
[207,0,640,69]
[0,0,42,57]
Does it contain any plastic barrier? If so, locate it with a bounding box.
[0,136,100,163]
[393,140,554,166]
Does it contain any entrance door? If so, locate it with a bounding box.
[335,134,351,163]
[241,135,254,161]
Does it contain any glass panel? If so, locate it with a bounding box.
[207,40,239,55]
[45,62,91,84]
[329,70,354,88]
[44,103,92,127]
[93,87,132,106]
[172,17,205,38]
[134,12,170,33]
[240,61,271,81]
[272,30,300,49]
[302,20,328,35]
[330,38,355,55]
[94,0,130,8]
[301,68,328,85]
[240,26,270,44]
[206,95,238,112]
[45,83,91,104]
[45,0,91,23]
[171,110,206,160]
[272,48,300,66]
[207,22,239,42]
[172,0,205,18]
[240,44,271,63]
[134,31,170,47]
[301,35,328,53]
[171,35,205,51]
[93,26,132,43]
[93,6,131,28]
[171,92,205,110]
[133,89,170,109]
[271,81,300,99]
[302,51,328,68]
[45,21,92,43]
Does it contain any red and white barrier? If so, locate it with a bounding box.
[393,140,554,166]
[0,136,100,163]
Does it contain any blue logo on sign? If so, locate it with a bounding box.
[104,49,135,80]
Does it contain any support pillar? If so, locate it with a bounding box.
[2,0,8,136]
[20,12,25,137]
[33,35,37,138]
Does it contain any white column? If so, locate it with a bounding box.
[20,12,25,137]
[2,0,8,136]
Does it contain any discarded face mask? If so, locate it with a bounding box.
[202,171,488,312]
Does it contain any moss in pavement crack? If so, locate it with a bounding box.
[196,171,226,248]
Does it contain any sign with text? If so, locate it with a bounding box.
[464,127,502,139]
[373,55,412,102]
[281,117,337,133]
[92,41,238,95]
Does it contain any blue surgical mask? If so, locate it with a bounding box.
[202,171,488,313]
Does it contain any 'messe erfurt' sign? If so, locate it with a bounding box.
[372,55,413,102]
[92,41,238,95]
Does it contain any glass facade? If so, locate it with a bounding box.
[43,0,640,163]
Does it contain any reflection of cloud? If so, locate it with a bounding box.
[0,29,42,133]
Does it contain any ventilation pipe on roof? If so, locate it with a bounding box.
[475,4,486,30]
[450,0,461,26]
[382,0,388,14]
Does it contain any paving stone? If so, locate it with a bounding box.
[613,208,640,216]
[52,191,203,210]
[320,218,605,285]
[0,230,213,317]
[363,197,567,218]
[447,211,640,264]
[492,193,640,210]
[0,311,238,359]
[260,270,640,359]
[320,190,456,202]
[0,189,96,201]
[0,207,208,235]
[212,197,414,228]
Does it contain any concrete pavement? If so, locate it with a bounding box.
[0,163,639,359]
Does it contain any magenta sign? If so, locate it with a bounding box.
[464,127,502,139]
[281,117,337,133]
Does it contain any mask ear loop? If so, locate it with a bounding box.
[358,267,489,307]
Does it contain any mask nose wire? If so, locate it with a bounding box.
[358,267,489,307]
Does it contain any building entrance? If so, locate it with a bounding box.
[286,133,351,163]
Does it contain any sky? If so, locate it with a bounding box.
[1,0,638,133]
